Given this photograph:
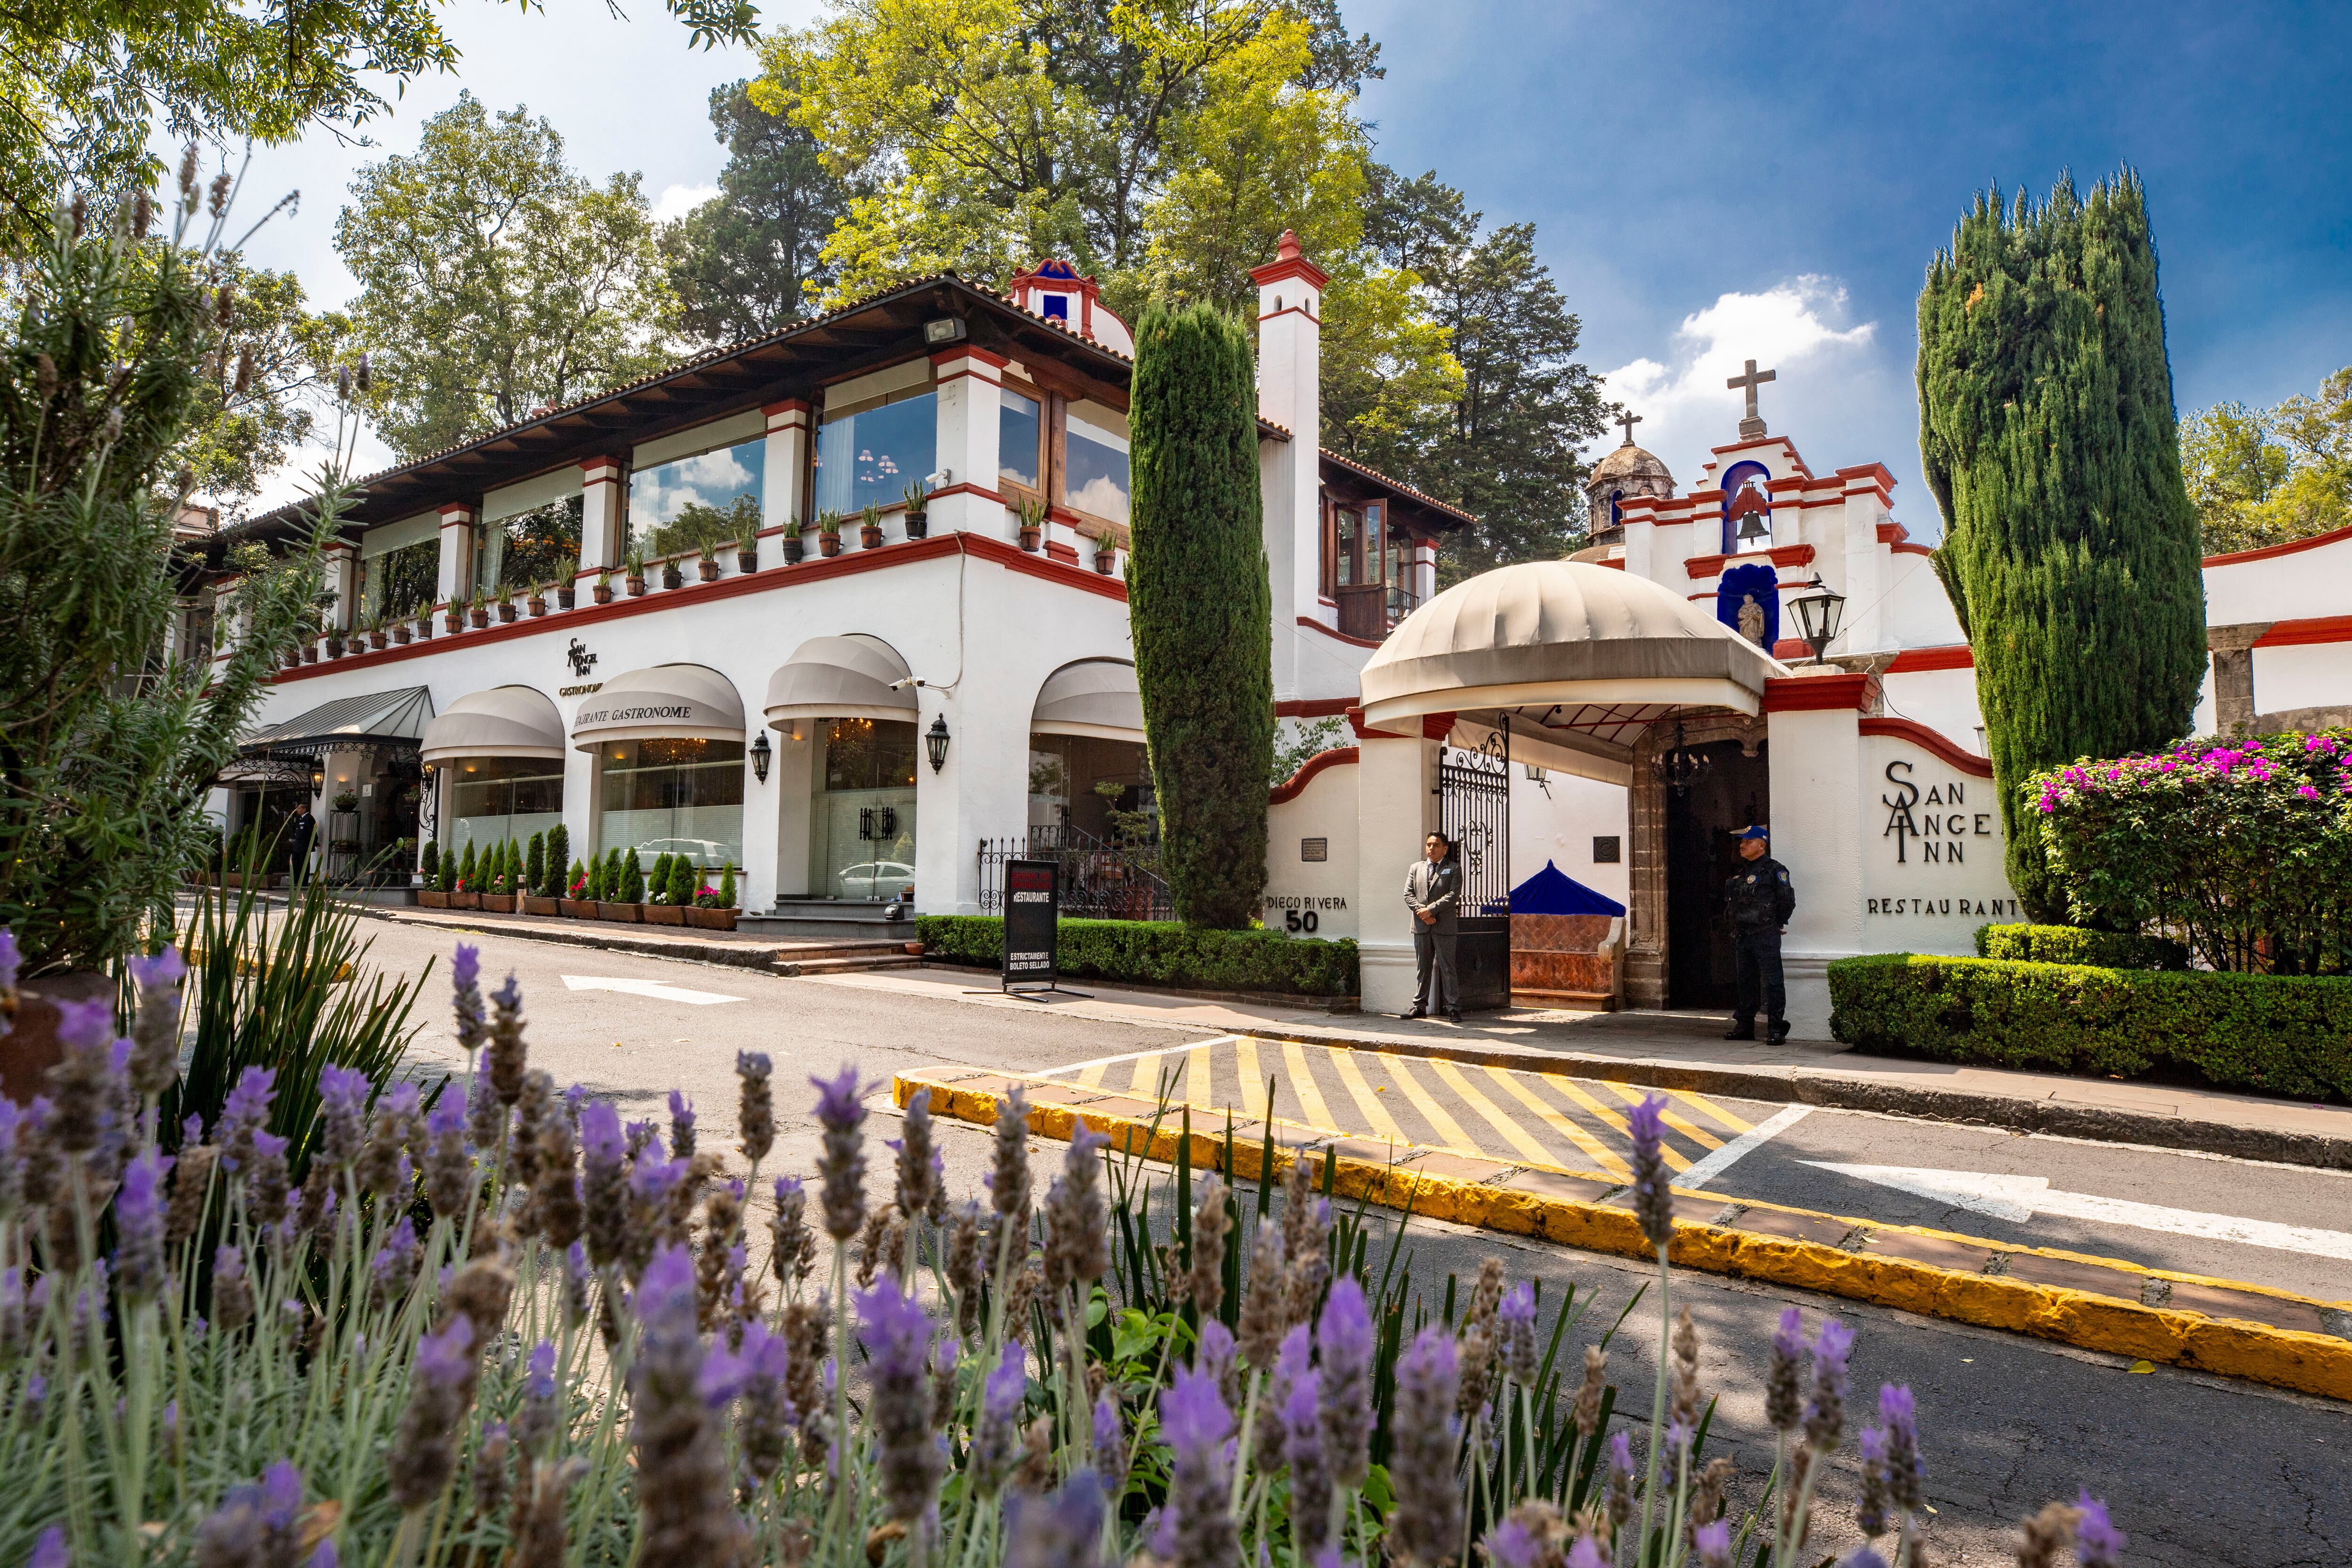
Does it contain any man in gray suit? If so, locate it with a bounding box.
[1403,830,1462,1021]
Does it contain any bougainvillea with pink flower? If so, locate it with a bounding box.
[2026,729,2352,973]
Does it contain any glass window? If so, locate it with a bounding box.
[1334,507,1359,586]
[815,388,937,518]
[476,497,583,596]
[597,738,745,872]
[365,538,439,619]
[446,756,565,864]
[999,387,1041,491]
[1065,408,1129,525]
[816,719,917,901]
[1027,734,1152,841]
[630,438,765,558]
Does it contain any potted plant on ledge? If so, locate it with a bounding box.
[817,510,843,558]
[660,552,685,591]
[494,583,517,623]
[593,568,615,605]
[526,582,550,618]
[556,562,578,610]
[365,612,389,651]
[696,539,722,582]
[599,847,645,921]
[1093,528,1117,574]
[625,546,648,597]
[685,863,739,929]
[784,518,807,564]
[417,840,448,907]
[449,840,481,910]
[467,588,490,630]
[859,502,885,550]
[1017,497,1044,552]
[390,611,412,646]
[735,535,758,574]
[902,481,930,539]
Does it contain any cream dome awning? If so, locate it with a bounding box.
[572,664,746,750]
[421,685,565,765]
[1359,561,1787,784]
[763,635,919,727]
[1031,659,1145,741]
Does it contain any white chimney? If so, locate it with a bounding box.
[1250,231,1327,699]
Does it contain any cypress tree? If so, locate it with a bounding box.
[668,857,697,907]
[458,839,477,891]
[420,840,439,880]
[586,855,605,902]
[717,863,736,909]
[569,858,587,898]
[604,847,623,900]
[622,848,646,904]
[437,846,457,894]
[546,823,571,897]
[1917,170,2208,919]
[1128,301,1274,929]
[526,832,546,897]
[650,852,675,904]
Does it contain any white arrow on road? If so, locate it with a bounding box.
[1802,1161,2352,1262]
[561,975,744,1006]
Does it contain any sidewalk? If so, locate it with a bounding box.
[344,899,915,971]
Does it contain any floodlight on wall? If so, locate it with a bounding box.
[749,731,772,784]
[1788,574,1847,665]
[923,317,967,346]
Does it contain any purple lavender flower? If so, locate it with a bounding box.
[27,1526,64,1568]
[1159,1367,1236,1568]
[315,1064,369,1172]
[989,1084,1033,1238]
[1005,1472,1108,1568]
[736,1051,774,1166]
[667,1090,695,1160]
[1627,1093,1673,1249]
[1804,1319,1854,1450]
[451,943,485,1054]
[1092,1391,1124,1481]
[894,1087,940,1222]
[739,1321,795,1485]
[580,1100,628,1270]
[371,1218,421,1310]
[858,1278,944,1523]
[631,1246,750,1563]
[811,1066,866,1242]
[126,945,186,1100]
[1044,1123,1109,1299]
[1283,1357,1331,1558]
[1765,1306,1804,1433]
[1498,1280,1538,1386]
[1567,1538,1608,1568]
[516,1340,562,1455]
[1878,1384,1923,1512]
[218,1067,276,1171]
[307,1541,337,1568]
[196,1459,306,1565]
[423,1093,473,1223]
[1605,1431,1637,1537]
[1481,1516,1543,1568]
[972,1339,1026,1493]
[2074,1492,2126,1567]
[1856,1427,1889,1536]
[389,1316,476,1510]
[211,1244,253,1333]
[1316,1275,1374,1489]
[47,1001,126,1156]
[112,1148,170,1301]
[1836,1552,1888,1568]
[1388,1328,1462,1568]
[1691,1520,1732,1568]
[0,930,19,998]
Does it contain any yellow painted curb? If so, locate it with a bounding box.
[898,1071,2352,1404]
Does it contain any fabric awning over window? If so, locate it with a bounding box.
[239,686,435,760]
[420,686,566,765]
[763,635,919,726]
[1030,659,1144,741]
[572,664,745,750]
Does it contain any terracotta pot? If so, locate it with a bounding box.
[697,559,721,583]
[558,898,598,919]
[445,610,465,634]
[417,889,451,909]
[785,534,806,563]
[480,893,515,913]
[1095,552,1115,574]
[598,902,642,923]
[302,644,319,663]
[496,602,517,623]
[326,637,345,658]
[557,587,576,610]
[392,625,412,645]
[522,895,560,916]
[860,524,884,550]
[469,608,490,629]
[282,649,302,670]
[644,905,687,927]
[661,566,684,590]
[818,534,842,558]
[684,906,739,931]
[594,583,616,604]
[903,512,928,539]
[449,891,481,910]
[626,577,647,597]
[527,597,548,618]
[1019,525,1041,552]
[904,941,925,956]
[1,971,115,1105]
[368,631,389,650]
[737,549,758,574]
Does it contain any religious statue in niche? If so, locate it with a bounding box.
[1738,594,1768,647]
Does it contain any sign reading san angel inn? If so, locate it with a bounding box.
[189,235,2352,1032]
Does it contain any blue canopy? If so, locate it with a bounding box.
[1509,860,1626,918]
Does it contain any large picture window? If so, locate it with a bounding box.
[630,439,764,558]
[365,538,439,619]
[999,387,1042,493]
[597,738,746,871]
[446,757,564,861]
[476,497,583,596]
[814,718,917,901]
[815,388,937,518]
[1064,405,1130,526]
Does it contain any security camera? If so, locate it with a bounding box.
[924,469,952,488]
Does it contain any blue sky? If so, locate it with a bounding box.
[231,0,2351,531]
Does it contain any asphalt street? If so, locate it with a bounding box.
[360,919,2352,1568]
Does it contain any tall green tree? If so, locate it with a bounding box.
[1128,302,1271,929]
[662,82,857,343]
[336,93,678,461]
[178,254,355,507]
[2179,367,2352,554]
[1918,171,2209,919]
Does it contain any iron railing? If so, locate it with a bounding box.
[978,822,1176,922]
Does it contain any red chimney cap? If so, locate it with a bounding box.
[1249,230,1328,292]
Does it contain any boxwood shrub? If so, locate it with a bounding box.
[916,916,1358,998]
[1973,922,2188,970]
[1828,952,2352,1100]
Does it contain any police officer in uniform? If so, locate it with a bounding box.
[1722,824,1794,1042]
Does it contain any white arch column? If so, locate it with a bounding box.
[1352,717,1445,1015]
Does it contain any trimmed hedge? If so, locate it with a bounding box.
[1974,923,2188,971]
[917,916,1357,998]
[1828,952,2352,1100]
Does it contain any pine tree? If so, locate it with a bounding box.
[457,839,477,892]
[420,840,439,879]
[650,852,675,905]
[437,846,457,894]
[717,863,736,909]
[568,858,587,898]
[545,823,572,897]
[1128,301,1273,928]
[586,855,606,902]
[622,848,646,904]
[604,848,623,901]
[526,832,545,897]
[667,856,696,907]
[1918,170,2208,919]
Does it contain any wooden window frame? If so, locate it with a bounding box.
[997,376,1049,509]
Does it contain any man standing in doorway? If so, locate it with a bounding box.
[286,800,318,888]
[1723,824,1794,1042]
[1403,830,1462,1022]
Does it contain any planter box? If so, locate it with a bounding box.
[559,898,598,919]
[496,603,517,623]
[1095,553,1115,574]
[368,632,389,650]
[418,890,451,909]
[392,625,412,645]
[597,902,642,923]
[522,895,561,916]
[469,609,490,629]
[644,905,688,927]
[480,894,516,913]
[684,906,739,931]
[449,892,481,910]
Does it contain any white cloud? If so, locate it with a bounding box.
[1591,276,1879,486]
[652,182,719,225]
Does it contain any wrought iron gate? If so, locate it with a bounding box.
[1435,722,1511,1009]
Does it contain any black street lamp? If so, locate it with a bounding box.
[749,730,772,783]
[1788,573,1847,665]
[925,714,951,774]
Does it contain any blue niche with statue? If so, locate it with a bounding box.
[1717,561,1779,649]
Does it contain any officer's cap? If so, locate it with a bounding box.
[1738,824,1769,841]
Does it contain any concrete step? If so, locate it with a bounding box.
[1511,988,1619,1012]
[775,952,926,977]
[772,939,919,962]
[739,902,914,942]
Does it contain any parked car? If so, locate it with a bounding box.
[833,861,915,901]
[633,837,734,866]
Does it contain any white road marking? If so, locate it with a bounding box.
[1033,1037,1233,1080]
[560,975,744,1006]
[1676,1104,1813,1189]
[1804,1162,2352,1261]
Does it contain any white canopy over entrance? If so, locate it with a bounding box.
[421,685,565,765]
[1030,659,1145,740]
[572,664,746,749]
[763,635,919,727]
[1359,561,1786,784]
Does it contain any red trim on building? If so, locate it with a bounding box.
[1248,230,1331,292]
[1277,697,1358,718]
[1268,746,1359,804]
[1884,644,1974,673]
[1875,521,1909,547]
[1044,539,1079,563]
[1343,705,1453,740]
[1762,673,1875,712]
[1299,616,1382,650]
[1859,717,1994,778]
[2252,614,2352,649]
[929,345,1009,370]
[1596,556,1626,570]
[1684,543,1818,579]
[924,482,1007,506]
[761,399,813,418]
[1892,542,1935,557]
[2204,522,2352,567]
[1256,306,1324,327]
[1771,638,1810,661]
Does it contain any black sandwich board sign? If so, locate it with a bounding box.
[1001,858,1060,992]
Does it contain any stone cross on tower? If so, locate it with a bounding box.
[1726,359,1777,439]
[1616,409,1643,445]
